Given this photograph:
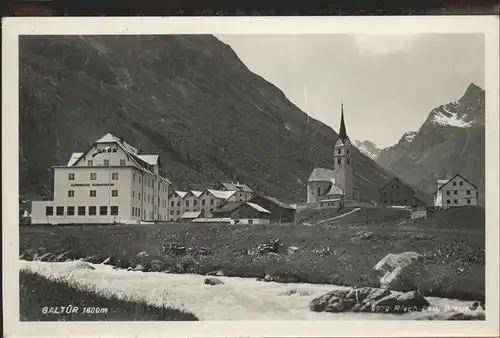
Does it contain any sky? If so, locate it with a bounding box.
[216,34,485,148]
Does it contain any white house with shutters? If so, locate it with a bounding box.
[31,133,171,224]
[433,173,479,208]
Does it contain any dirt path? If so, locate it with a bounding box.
[317,208,361,224]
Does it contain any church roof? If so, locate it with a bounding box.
[326,183,344,196]
[308,168,336,183]
[335,103,350,145]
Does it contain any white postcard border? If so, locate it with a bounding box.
[2,16,499,338]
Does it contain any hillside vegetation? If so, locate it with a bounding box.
[20,35,400,204]
[20,206,485,301]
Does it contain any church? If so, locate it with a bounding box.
[307,103,360,208]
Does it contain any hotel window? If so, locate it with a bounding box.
[90,190,96,197]
[194,200,197,206]
[176,210,180,215]
[171,201,174,207]
[467,190,471,195]
[100,206,108,215]
[467,199,471,204]
[384,200,387,204]
[139,176,142,183]
[90,173,97,180]
[89,206,96,215]
[104,159,109,166]
[147,194,150,202]
[248,220,254,225]
[68,173,75,180]
[132,208,135,217]
[186,200,189,206]
[78,206,86,215]
[112,172,119,180]
[454,191,458,195]
[111,206,119,215]
[460,181,464,186]
[88,160,93,166]
[138,209,141,217]
[201,199,206,206]
[120,159,126,165]
[337,158,341,165]
[446,191,450,196]
[210,199,214,205]
[337,149,341,155]
[45,206,53,216]
[112,148,117,153]
[68,190,74,197]
[133,173,136,181]
[112,190,118,197]
[446,199,451,204]
[144,209,146,217]
[454,199,458,204]
[132,191,135,197]
[107,148,112,153]
[67,206,75,216]
[170,210,174,215]
[177,201,180,207]
[453,181,457,186]
[138,193,141,200]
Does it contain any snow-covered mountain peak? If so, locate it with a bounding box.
[353,140,381,160]
[430,101,474,128]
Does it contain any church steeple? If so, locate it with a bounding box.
[338,101,348,140]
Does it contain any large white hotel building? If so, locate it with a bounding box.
[31,133,171,224]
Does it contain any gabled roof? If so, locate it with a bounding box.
[137,155,159,165]
[181,211,203,219]
[326,183,344,196]
[308,168,336,183]
[67,133,171,184]
[246,202,271,214]
[96,133,138,155]
[220,182,253,193]
[213,202,244,213]
[67,152,83,166]
[251,195,296,210]
[206,189,237,200]
[379,176,432,205]
[172,191,188,199]
[213,201,271,215]
[190,190,203,198]
[435,173,477,192]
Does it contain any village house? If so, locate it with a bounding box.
[218,182,254,201]
[433,173,478,208]
[378,177,426,207]
[168,190,188,221]
[212,201,272,224]
[249,195,296,224]
[31,133,171,224]
[167,188,239,221]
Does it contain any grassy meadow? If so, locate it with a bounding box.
[20,206,485,301]
[20,269,198,321]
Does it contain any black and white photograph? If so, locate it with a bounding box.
[2,16,499,338]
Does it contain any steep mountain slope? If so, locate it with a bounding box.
[353,140,381,160]
[20,35,398,204]
[377,83,485,205]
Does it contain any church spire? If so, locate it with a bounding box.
[338,101,348,140]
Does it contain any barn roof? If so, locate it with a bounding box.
[246,202,271,214]
[213,202,244,213]
[251,195,296,210]
[206,189,237,200]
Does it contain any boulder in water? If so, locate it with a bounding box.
[374,252,429,292]
[204,277,224,286]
